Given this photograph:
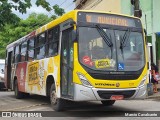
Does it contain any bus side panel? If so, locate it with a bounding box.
[24,57,60,96]
[16,62,27,92]
[25,60,47,95]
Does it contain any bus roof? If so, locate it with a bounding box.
[6,10,140,50]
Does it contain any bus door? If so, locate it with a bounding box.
[60,20,74,99]
[5,50,13,89]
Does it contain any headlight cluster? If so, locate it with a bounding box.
[139,75,147,88]
[77,72,93,88]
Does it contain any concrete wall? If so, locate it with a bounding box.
[121,0,133,15]
[153,0,160,33]
[121,0,152,35]
[76,0,121,13]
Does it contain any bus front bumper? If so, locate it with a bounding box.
[73,83,147,101]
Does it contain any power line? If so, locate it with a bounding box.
[30,0,74,29]
[48,0,68,15]
[64,2,75,11]
[59,0,67,6]
[85,0,101,10]
[63,1,74,10]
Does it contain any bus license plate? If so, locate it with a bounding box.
[110,95,124,100]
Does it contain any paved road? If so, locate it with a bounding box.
[1,91,160,120]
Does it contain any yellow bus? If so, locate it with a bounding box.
[5,10,148,111]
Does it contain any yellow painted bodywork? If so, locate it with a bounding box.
[26,56,60,95]
[14,10,148,95]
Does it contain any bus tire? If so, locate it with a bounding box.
[50,83,65,111]
[24,93,30,98]
[101,100,115,106]
[14,80,24,99]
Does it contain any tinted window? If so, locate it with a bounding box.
[15,45,19,55]
[28,38,35,61]
[21,42,27,53]
[37,33,46,46]
[20,41,27,62]
[14,45,20,63]
[35,33,46,59]
[28,50,34,61]
[47,26,59,57]
[48,43,58,56]
[29,38,35,50]
[36,46,45,59]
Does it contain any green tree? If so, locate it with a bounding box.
[0,0,66,27]
[0,13,52,58]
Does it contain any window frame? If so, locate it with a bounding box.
[27,37,36,61]
[35,32,47,60]
[46,25,60,57]
[20,41,28,62]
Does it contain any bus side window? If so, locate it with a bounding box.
[28,38,35,61]
[35,33,46,59]
[47,26,59,57]
[20,41,27,62]
[12,47,15,63]
[15,45,20,63]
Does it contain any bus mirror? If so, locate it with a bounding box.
[72,30,77,42]
[144,29,147,36]
[144,29,147,44]
[70,21,76,26]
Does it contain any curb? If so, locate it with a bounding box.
[147,90,160,99]
[146,83,160,99]
[147,96,160,99]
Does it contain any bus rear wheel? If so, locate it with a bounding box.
[101,100,115,106]
[14,80,24,99]
[50,83,65,111]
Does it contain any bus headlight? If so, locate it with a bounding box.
[77,72,93,88]
[139,75,147,88]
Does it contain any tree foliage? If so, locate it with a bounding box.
[0,13,52,58]
[0,0,66,58]
[0,0,65,27]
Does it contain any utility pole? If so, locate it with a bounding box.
[131,0,142,18]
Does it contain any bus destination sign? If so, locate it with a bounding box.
[78,12,141,28]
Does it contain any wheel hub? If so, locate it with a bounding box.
[51,90,57,104]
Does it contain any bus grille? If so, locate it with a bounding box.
[89,73,140,80]
[97,90,136,99]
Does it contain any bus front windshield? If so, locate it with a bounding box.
[78,26,145,71]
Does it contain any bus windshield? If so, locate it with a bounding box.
[78,26,145,71]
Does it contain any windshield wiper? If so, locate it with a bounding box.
[120,29,130,59]
[95,24,113,47]
[120,29,130,49]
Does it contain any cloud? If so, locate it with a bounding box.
[27,5,49,14]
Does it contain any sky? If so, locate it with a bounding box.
[12,0,75,19]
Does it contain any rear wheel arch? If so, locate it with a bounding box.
[46,75,55,97]
[14,77,24,99]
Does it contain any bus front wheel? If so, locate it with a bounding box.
[101,100,115,106]
[50,83,65,111]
